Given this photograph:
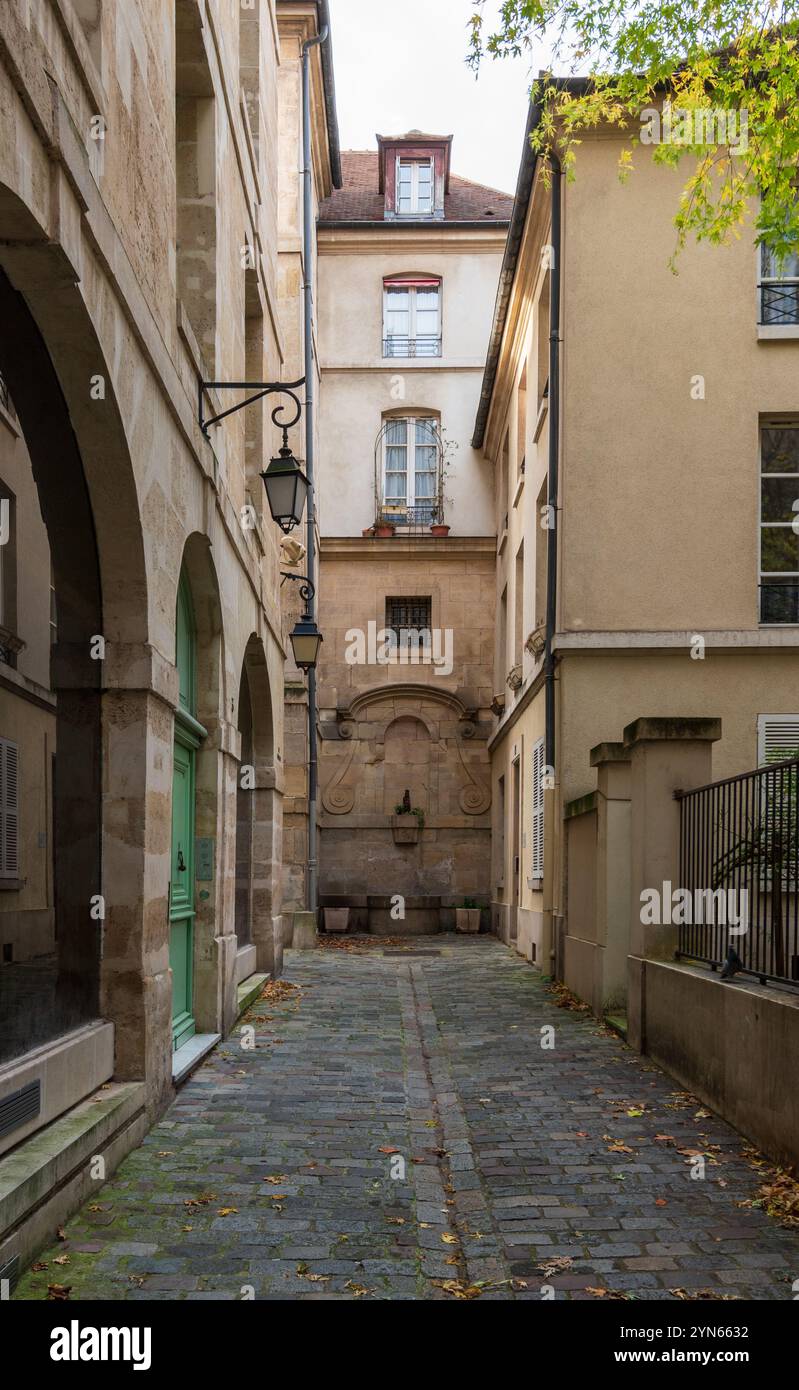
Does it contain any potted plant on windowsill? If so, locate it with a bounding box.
[429,521,450,537]
[391,803,425,844]
[455,898,481,933]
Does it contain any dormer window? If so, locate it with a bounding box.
[397,158,433,216]
[377,134,451,222]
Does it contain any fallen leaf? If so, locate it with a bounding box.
[263,1175,288,1184]
[386,1216,405,1226]
[655,1198,668,1207]
[32,1262,49,1272]
[441,1233,458,1245]
[56,1228,67,1242]
[378,1146,400,1154]
[53,1255,70,1266]
[47,1284,71,1300]
[344,1281,371,1297]
[217,1207,238,1217]
[431,1279,482,1300]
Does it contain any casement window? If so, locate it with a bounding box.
[759,423,799,623]
[0,738,18,879]
[759,244,799,326]
[383,278,441,357]
[757,714,799,767]
[382,417,440,523]
[385,596,432,642]
[531,736,545,879]
[396,158,433,216]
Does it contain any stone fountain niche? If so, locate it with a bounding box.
[318,687,491,935]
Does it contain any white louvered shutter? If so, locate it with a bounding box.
[0,738,19,878]
[531,736,544,878]
[757,715,799,767]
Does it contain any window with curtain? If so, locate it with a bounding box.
[382,417,440,523]
[383,279,441,357]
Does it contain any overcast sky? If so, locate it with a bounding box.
[326,0,538,195]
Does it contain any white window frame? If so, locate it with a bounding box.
[759,421,799,624]
[0,736,19,879]
[381,416,440,518]
[395,156,434,216]
[758,240,799,332]
[382,282,441,358]
[531,736,545,880]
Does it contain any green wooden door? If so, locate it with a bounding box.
[170,572,201,1052]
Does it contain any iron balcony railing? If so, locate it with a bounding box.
[760,581,799,624]
[378,502,443,534]
[677,756,799,987]
[759,280,799,326]
[382,335,442,358]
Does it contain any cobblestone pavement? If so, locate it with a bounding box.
[15,936,799,1301]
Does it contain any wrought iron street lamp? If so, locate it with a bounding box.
[281,572,322,671]
[198,375,308,534]
[261,441,309,534]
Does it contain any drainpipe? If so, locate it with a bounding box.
[544,152,562,969]
[302,26,327,914]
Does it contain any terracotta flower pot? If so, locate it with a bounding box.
[455,908,481,933]
[323,907,350,933]
[374,524,395,539]
[430,524,450,537]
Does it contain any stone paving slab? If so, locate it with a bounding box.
[13,937,799,1301]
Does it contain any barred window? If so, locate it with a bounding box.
[385,596,432,639]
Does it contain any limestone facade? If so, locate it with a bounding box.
[0,0,337,1268]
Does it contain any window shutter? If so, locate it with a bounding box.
[757,715,799,766]
[531,737,544,878]
[0,738,19,878]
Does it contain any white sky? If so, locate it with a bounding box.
[326,0,538,195]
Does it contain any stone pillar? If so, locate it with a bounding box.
[589,742,631,1015]
[101,678,174,1117]
[624,717,721,1050]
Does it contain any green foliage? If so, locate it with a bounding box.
[468,1,799,264]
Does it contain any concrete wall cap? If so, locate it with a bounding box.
[623,716,722,749]
[589,740,629,767]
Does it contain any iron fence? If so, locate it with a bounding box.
[677,756,799,987]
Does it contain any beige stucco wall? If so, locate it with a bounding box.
[317,230,504,537]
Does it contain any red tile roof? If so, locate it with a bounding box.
[319,150,514,225]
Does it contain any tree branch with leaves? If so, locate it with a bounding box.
[468,1,799,263]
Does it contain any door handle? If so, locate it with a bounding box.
[177,847,187,873]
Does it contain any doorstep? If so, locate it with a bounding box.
[172,1033,221,1086]
[237,973,269,1018]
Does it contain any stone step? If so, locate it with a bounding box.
[236,972,270,1018]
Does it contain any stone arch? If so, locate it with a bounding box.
[0,221,154,1092]
[235,634,280,976]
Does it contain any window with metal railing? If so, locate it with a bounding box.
[760,422,799,622]
[383,278,441,358]
[759,243,799,325]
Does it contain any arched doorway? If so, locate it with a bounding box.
[170,570,206,1051]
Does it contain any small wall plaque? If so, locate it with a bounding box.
[195,837,214,881]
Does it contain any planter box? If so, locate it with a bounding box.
[391,814,420,844]
[455,908,481,934]
[323,907,350,934]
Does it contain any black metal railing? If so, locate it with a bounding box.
[378,503,443,534]
[759,280,799,326]
[677,756,799,986]
[760,581,799,624]
[382,336,442,358]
